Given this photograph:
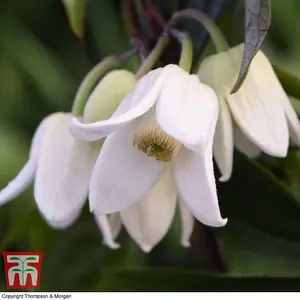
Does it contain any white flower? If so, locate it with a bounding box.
[70,64,227,241]
[0,69,137,249]
[94,167,195,252]
[198,43,300,181]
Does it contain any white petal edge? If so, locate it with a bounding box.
[281,96,300,146]
[70,67,173,142]
[213,96,234,182]
[178,199,194,247]
[34,113,98,225]
[233,126,261,158]
[156,73,219,149]
[120,166,177,252]
[0,113,58,205]
[94,213,120,249]
[89,122,166,215]
[173,146,227,227]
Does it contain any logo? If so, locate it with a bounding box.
[3,252,43,289]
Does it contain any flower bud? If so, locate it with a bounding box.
[83,69,137,123]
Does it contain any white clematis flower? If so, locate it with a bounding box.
[0,69,137,249]
[70,64,227,234]
[198,43,300,181]
[95,167,195,252]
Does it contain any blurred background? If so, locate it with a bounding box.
[1,0,300,292]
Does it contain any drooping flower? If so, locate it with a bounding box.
[95,166,195,252]
[0,69,137,249]
[70,64,227,241]
[198,43,300,181]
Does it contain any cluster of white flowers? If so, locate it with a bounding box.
[0,43,299,252]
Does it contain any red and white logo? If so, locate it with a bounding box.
[2,252,43,289]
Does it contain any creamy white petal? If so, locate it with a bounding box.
[43,207,82,229]
[226,51,289,157]
[70,67,169,142]
[281,96,300,146]
[173,146,227,227]
[89,122,166,215]
[121,167,177,252]
[233,126,261,158]
[109,213,123,239]
[0,113,57,205]
[156,72,219,149]
[94,214,120,249]
[213,97,233,182]
[178,199,194,247]
[34,113,98,227]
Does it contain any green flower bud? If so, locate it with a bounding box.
[83,69,137,123]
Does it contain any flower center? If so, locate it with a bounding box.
[133,111,181,162]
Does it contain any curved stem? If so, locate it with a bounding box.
[169,29,193,73]
[71,56,120,116]
[136,33,170,78]
[168,9,229,53]
[72,48,137,117]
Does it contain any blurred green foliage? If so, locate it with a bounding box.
[1,0,300,292]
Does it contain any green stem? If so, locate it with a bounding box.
[136,33,170,78]
[71,56,120,117]
[168,9,229,53]
[170,29,193,73]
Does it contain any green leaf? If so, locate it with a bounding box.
[62,0,85,38]
[217,219,300,276]
[25,257,37,261]
[231,0,270,93]
[97,267,300,291]
[25,269,35,272]
[215,152,300,275]
[9,257,22,261]
[217,151,300,241]
[11,268,22,272]
[273,65,300,100]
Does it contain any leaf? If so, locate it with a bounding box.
[25,269,35,272]
[231,0,271,93]
[273,65,300,100]
[11,268,22,272]
[97,267,300,291]
[9,257,22,261]
[25,257,37,261]
[215,151,300,275]
[217,151,300,241]
[217,219,300,276]
[62,0,85,38]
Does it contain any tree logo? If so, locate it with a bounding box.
[2,252,43,289]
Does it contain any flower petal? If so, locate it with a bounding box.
[173,146,227,227]
[156,71,219,149]
[34,113,98,228]
[89,122,166,215]
[120,167,177,252]
[233,126,261,158]
[213,96,233,182]
[109,213,122,239]
[0,113,57,205]
[70,67,168,142]
[178,199,194,247]
[94,214,120,249]
[226,50,289,157]
[281,96,300,146]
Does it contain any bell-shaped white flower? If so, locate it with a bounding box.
[70,64,227,231]
[0,69,137,249]
[198,43,300,181]
[94,166,195,252]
